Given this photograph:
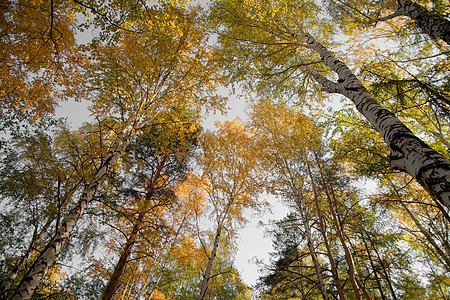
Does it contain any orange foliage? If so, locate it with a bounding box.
[0,0,85,120]
[150,289,174,300]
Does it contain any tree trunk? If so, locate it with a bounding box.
[0,217,53,296]
[294,194,329,300]
[361,237,387,300]
[325,192,362,299]
[364,231,398,300]
[400,202,450,272]
[395,0,450,45]
[199,196,235,300]
[199,224,223,300]
[312,153,369,300]
[11,129,137,300]
[294,31,450,211]
[102,220,141,300]
[102,155,167,300]
[307,164,347,300]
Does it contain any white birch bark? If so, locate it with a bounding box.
[394,0,450,45]
[295,196,329,300]
[199,224,223,300]
[198,197,234,300]
[1,217,53,295]
[291,30,450,210]
[352,0,450,44]
[11,128,138,300]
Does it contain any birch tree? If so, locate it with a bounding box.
[197,119,263,299]
[11,2,226,298]
[250,100,332,299]
[250,99,377,298]
[327,0,450,45]
[326,0,450,140]
[211,0,450,211]
[0,124,83,298]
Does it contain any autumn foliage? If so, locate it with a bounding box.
[0,0,449,299]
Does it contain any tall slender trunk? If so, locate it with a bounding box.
[327,193,361,299]
[282,156,329,299]
[307,164,347,300]
[313,153,371,299]
[102,155,168,300]
[199,196,234,300]
[0,217,53,296]
[291,30,450,210]
[395,0,450,45]
[363,230,398,300]
[199,224,223,300]
[102,219,142,300]
[384,178,450,271]
[11,129,137,300]
[361,237,387,300]
[401,202,450,271]
[294,195,329,300]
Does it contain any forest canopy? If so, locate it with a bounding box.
[0,0,449,299]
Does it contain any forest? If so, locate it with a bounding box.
[0,0,449,299]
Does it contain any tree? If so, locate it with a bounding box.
[99,115,200,299]
[211,0,450,211]
[250,99,377,299]
[250,99,332,299]
[11,2,226,297]
[154,232,252,300]
[0,122,82,298]
[257,214,329,300]
[327,0,450,45]
[328,100,450,296]
[197,119,263,299]
[325,0,450,155]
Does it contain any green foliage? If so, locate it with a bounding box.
[155,233,252,300]
[210,0,335,106]
[257,213,324,299]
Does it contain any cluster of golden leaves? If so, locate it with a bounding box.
[0,0,87,121]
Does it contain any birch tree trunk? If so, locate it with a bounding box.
[199,225,222,300]
[198,197,234,300]
[11,128,137,300]
[293,31,450,211]
[0,217,53,296]
[295,195,329,300]
[394,0,450,45]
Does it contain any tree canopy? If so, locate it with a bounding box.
[0,0,449,299]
